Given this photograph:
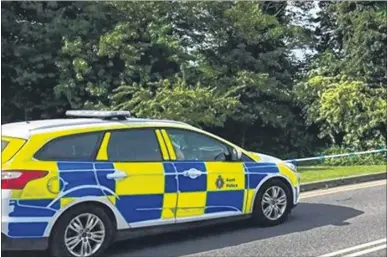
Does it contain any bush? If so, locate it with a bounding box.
[316,145,386,166]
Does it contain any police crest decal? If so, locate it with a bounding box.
[215,175,224,189]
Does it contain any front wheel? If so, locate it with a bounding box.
[251,179,292,227]
[49,204,115,257]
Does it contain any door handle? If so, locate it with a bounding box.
[183,168,202,179]
[106,170,128,181]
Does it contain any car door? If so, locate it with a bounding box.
[96,128,177,228]
[161,128,247,222]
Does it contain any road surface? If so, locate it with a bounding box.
[3,180,386,257]
[108,180,386,257]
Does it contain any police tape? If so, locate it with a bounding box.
[284,148,387,164]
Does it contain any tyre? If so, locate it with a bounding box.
[251,179,292,227]
[49,204,115,257]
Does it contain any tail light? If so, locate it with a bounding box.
[1,170,48,189]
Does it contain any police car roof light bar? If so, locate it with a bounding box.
[65,110,131,120]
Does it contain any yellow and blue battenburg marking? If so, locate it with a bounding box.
[245,162,279,188]
[112,161,282,222]
[7,198,59,238]
[7,161,117,238]
[56,162,116,199]
[6,160,286,238]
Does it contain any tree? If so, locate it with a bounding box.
[2,1,319,157]
[1,2,74,122]
[295,2,387,149]
[295,74,386,148]
[111,76,240,128]
[312,2,387,84]
[168,1,316,156]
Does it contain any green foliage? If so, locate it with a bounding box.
[313,2,387,84]
[295,75,386,148]
[2,1,383,161]
[319,145,386,166]
[299,165,386,183]
[295,1,387,152]
[110,76,240,128]
[1,2,74,121]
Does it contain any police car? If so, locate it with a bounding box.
[1,110,300,257]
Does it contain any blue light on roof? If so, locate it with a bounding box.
[65,110,131,119]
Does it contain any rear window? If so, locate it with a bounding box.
[34,132,104,161]
[1,140,9,152]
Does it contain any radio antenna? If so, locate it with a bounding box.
[24,108,30,123]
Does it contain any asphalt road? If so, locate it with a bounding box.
[107,180,386,257]
[363,249,386,257]
[4,180,386,257]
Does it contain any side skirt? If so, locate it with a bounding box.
[115,214,252,242]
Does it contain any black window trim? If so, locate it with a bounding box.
[241,153,256,162]
[33,131,105,162]
[104,127,165,163]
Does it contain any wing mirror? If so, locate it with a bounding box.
[231,148,242,161]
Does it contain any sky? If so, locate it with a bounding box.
[288,1,320,60]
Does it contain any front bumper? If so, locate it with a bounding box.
[1,233,48,251]
[292,184,300,208]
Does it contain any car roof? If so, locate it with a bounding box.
[1,117,191,139]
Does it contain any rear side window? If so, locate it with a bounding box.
[2,140,9,152]
[107,129,162,162]
[35,132,104,161]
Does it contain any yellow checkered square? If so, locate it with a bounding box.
[175,192,206,218]
[60,197,76,208]
[161,193,177,219]
[115,163,165,196]
[244,189,255,213]
[206,162,246,192]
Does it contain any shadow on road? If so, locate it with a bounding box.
[2,202,364,257]
[108,202,363,257]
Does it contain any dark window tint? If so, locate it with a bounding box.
[107,129,162,162]
[167,129,231,161]
[1,140,9,152]
[35,132,103,161]
[241,154,254,162]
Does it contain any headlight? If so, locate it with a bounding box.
[254,152,297,172]
[253,152,299,185]
[284,162,297,172]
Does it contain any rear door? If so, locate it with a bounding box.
[97,128,177,228]
[161,128,247,222]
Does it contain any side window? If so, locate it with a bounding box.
[34,132,103,161]
[166,129,231,161]
[1,140,9,152]
[107,129,162,162]
[241,154,254,162]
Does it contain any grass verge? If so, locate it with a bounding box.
[298,165,386,184]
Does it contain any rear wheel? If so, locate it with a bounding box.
[50,204,115,257]
[251,179,291,227]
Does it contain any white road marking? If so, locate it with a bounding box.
[318,238,386,257]
[342,244,387,257]
[301,179,386,199]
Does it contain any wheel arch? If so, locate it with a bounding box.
[250,174,294,213]
[44,197,129,237]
